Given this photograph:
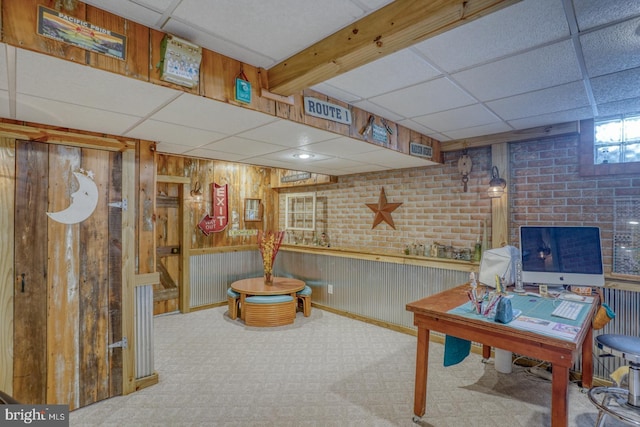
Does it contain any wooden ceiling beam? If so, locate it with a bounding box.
[267,0,520,96]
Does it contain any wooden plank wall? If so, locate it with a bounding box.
[0,138,15,396]
[1,0,441,160]
[157,155,276,249]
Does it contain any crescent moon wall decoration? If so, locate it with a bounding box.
[47,170,99,224]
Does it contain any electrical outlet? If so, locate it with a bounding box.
[327,284,333,294]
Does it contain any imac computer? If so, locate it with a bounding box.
[519,226,605,287]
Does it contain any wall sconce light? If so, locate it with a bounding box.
[190,181,203,201]
[487,166,507,198]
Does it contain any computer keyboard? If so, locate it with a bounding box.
[551,300,583,321]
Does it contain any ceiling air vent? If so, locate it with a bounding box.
[409,142,432,159]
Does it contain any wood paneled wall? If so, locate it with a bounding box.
[157,154,277,249]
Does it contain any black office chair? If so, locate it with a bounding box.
[588,334,640,426]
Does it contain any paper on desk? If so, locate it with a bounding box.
[510,315,580,340]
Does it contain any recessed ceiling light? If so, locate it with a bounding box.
[294,153,314,160]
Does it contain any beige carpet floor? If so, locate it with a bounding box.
[69,305,629,426]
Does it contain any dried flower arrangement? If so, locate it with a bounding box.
[257,230,285,284]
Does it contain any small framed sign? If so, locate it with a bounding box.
[235,77,252,104]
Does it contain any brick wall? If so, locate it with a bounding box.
[279,133,639,274]
[279,146,492,255]
[510,134,640,273]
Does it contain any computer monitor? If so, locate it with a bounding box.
[519,226,605,287]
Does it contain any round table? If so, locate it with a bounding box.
[231,277,305,322]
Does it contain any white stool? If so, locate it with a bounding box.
[588,334,640,426]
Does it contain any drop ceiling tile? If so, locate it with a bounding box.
[305,137,387,156]
[321,49,441,99]
[507,106,593,130]
[309,157,369,170]
[414,0,568,72]
[580,17,640,77]
[202,136,288,156]
[16,49,180,117]
[442,122,513,141]
[260,148,334,163]
[452,40,582,101]
[237,120,337,147]
[396,119,437,136]
[310,83,362,103]
[350,99,405,122]
[368,77,475,118]
[591,67,640,104]
[597,97,640,118]
[182,146,247,162]
[0,90,11,119]
[171,0,365,63]
[125,119,226,147]
[162,19,275,68]
[0,44,8,91]
[17,94,142,135]
[412,104,500,133]
[487,81,590,121]
[360,148,435,168]
[155,142,194,155]
[573,0,640,31]
[82,0,166,28]
[150,93,277,134]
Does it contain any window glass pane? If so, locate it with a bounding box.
[595,119,622,143]
[624,116,640,141]
[595,144,621,164]
[624,143,640,162]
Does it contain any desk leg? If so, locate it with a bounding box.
[581,326,594,389]
[482,344,491,360]
[551,364,569,427]
[413,327,430,418]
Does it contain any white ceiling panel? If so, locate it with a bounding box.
[368,77,475,118]
[412,104,500,133]
[507,107,594,130]
[415,0,569,72]
[573,0,640,31]
[321,49,441,99]
[182,146,247,162]
[260,148,334,163]
[171,0,366,64]
[591,68,640,105]
[125,119,227,147]
[452,40,582,102]
[82,0,164,28]
[580,17,640,78]
[17,94,142,135]
[236,120,337,147]
[0,44,8,92]
[350,99,405,122]
[486,81,591,121]
[442,122,514,141]
[597,97,640,118]
[149,93,276,134]
[304,137,388,156]
[16,50,179,117]
[0,90,12,119]
[359,148,437,168]
[202,136,289,156]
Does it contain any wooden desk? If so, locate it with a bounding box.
[406,284,598,427]
[231,277,305,321]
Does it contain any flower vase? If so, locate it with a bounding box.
[264,272,273,285]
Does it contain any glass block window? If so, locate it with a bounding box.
[594,113,640,164]
[613,198,640,277]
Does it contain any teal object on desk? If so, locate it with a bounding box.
[495,297,514,323]
[443,335,471,367]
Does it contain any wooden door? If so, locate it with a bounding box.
[13,140,123,410]
[154,182,182,314]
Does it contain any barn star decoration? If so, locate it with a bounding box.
[365,187,403,229]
